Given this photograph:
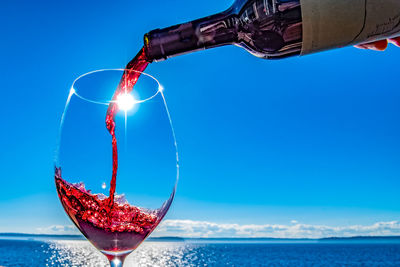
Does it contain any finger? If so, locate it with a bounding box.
[355,39,388,51]
[388,37,400,47]
[354,44,369,49]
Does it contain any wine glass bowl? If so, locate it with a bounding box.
[54,69,178,265]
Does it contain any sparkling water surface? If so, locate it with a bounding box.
[1,239,400,266]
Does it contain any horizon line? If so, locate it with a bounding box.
[2,233,400,241]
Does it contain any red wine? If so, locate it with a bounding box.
[55,47,173,254]
[55,167,161,252]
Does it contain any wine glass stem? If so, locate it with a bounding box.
[109,256,126,267]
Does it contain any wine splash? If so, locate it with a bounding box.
[55,167,161,252]
[55,47,174,253]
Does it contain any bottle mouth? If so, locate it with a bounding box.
[143,34,156,62]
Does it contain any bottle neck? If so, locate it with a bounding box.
[144,9,238,62]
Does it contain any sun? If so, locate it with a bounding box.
[117,93,135,111]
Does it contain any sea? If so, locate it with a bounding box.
[1,238,400,266]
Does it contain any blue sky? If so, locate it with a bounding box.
[1,0,400,237]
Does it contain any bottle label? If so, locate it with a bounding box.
[300,0,400,54]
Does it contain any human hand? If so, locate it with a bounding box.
[355,37,400,51]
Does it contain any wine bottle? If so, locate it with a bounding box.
[144,0,400,61]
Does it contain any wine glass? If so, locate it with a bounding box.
[54,69,179,267]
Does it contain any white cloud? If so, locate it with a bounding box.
[36,220,400,239]
[36,225,79,235]
[153,220,400,239]
[291,220,298,224]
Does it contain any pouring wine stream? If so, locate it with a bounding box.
[105,47,149,210]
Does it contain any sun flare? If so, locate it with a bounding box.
[117,93,135,111]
